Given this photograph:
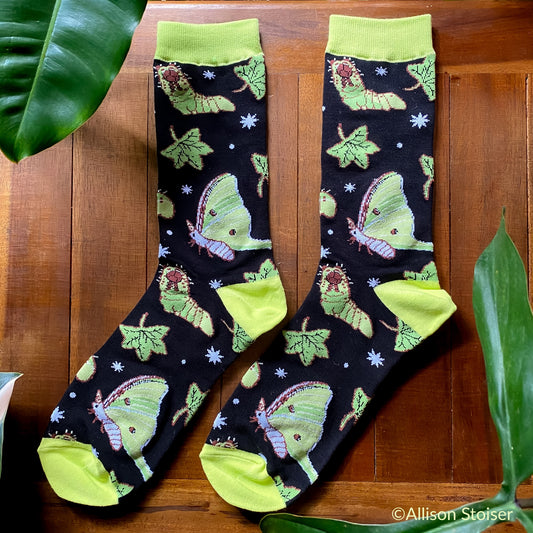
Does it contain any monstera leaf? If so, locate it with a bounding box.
[261,212,533,531]
[0,372,22,477]
[0,0,148,162]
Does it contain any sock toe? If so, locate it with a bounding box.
[199,444,285,512]
[38,438,118,506]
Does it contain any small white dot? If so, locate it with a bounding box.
[344,362,349,368]
[69,392,76,399]
[233,398,240,405]
[328,229,334,235]
[229,144,235,150]
[181,359,186,365]
[322,106,326,112]
[396,142,403,149]
[167,230,173,235]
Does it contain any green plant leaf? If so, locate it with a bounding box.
[260,495,517,533]
[0,372,22,478]
[233,55,266,100]
[472,212,533,492]
[0,0,148,162]
[326,124,380,169]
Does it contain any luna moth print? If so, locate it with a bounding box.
[88,375,168,481]
[347,171,433,260]
[329,58,406,111]
[404,54,436,101]
[159,266,214,336]
[187,173,272,261]
[155,63,236,114]
[233,55,266,100]
[274,475,301,505]
[319,265,373,337]
[251,381,333,483]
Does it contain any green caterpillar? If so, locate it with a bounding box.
[155,64,235,115]
[159,266,214,336]
[319,265,373,337]
[329,58,406,111]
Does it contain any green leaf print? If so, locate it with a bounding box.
[223,320,254,353]
[283,317,331,367]
[419,154,435,200]
[404,261,439,285]
[405,54,436,101]
[326,124,380,169]
[251,153,269,197]
[381,317,423,352]
[243,258,279,282]
[119,313,170,362]
[160,126,213,171]
[157,191,175,219]
[233,55,266,100]
[339,387,371,431]
[172,382,209,427]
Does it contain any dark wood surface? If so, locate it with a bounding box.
[1,1,533,530]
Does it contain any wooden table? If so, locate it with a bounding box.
[1,1,532,531]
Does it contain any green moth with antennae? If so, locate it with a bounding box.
[347,171,433,260]
[89,375,168,481]
[329,58,406,111]
[187,173,272,262]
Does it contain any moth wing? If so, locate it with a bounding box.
[361,172,431,251]
[267,382,332,455]
[201,173,271,251]
[104,375,169,457]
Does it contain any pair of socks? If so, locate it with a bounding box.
[38,14,456,511]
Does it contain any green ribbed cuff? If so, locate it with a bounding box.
[155,19,262,66]
[326,14,434,62]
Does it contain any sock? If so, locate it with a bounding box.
[200,14,456,512]
[37,19,286,506]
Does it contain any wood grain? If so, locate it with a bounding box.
[1,2,532,531]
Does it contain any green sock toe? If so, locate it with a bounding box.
[38,438,118,506]
[199,444,286,512]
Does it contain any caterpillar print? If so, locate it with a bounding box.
[155,64,235,115]
[159,266,214,336]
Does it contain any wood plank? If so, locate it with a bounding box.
[0,139,72,518]
[375,74,453,482]
[70,72,151,376]
[450,73,528,483]
[37,479,533,532]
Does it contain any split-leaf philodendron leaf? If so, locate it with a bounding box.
[0,0,148,162]
[260,212,533,531]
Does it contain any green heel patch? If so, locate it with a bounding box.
[374,279,456,338]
